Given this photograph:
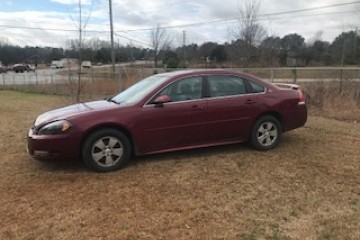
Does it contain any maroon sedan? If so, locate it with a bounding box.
[28,69,307,172]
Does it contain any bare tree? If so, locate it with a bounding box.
[230,0,266,66]
[150,24,171,67]
[0,37,10,47]
[66,0,94,103]
[355,6,360,29]
[307,31,324,46]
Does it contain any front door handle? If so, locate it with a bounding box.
[191,104,204,110]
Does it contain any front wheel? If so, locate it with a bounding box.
[82,128,131,172]
[250,115,281,150]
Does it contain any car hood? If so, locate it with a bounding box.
[34,100,118,127]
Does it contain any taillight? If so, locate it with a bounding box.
[298,89,305,105]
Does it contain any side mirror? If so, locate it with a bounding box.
[153,95,172,107]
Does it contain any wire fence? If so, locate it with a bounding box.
[1,66,359,101]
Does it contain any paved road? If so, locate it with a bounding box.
[1,68,71,85]
[1,64,359,85]
[0,62,147,85]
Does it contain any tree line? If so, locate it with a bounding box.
[0,30,359,68]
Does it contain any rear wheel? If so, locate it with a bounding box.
[82,128,131,172]
[251,115,281,150]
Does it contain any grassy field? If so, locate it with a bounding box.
[0,90,359,239]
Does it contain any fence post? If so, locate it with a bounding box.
[270,69,274,83]
[292,68,297,83]
[118,67,123,92]
[51,75,54,94]
[339,67,343,93]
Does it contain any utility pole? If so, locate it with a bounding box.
[183,30,186,67]
[77,0,83,103]
[109,0,116,73]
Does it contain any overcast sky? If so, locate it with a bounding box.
[0,0,359,48]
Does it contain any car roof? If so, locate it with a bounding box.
[154,69,275,90]
[157,69,265,82]
[158,69,243,75]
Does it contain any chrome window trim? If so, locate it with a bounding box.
[142,73,268,108]
[205,90,267,101]
[143,98,206,108]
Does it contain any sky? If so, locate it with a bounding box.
[0,0,359,48]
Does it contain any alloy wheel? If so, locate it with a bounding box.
[256,121,278,147]
[91,136,124,167]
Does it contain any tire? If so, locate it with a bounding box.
[250,115,281,150]
[82,128,131,172]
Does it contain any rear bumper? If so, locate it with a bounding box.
[283,103,307,131]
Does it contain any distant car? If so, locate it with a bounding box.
[12,64,33,73]
[0,66,8,73]
[51,60,64,69]
[27,69,307,172]
[81,61,92,68]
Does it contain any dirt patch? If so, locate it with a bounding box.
[0,91,359,239]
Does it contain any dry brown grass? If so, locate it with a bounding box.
[301,81,360,122]
[244,68,360,80]
[0,90,359,240]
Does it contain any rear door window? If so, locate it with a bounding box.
[208,75,246,97]
[248,81,265,93]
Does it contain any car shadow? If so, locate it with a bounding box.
[35,158,87,174]
[33,134,299,173]
[129,133,302,168]
[129,143,250,167]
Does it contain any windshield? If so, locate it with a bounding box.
[111,74,169,105]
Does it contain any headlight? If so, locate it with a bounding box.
[37,120,72,135]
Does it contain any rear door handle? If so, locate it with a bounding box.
[245,99,256,104]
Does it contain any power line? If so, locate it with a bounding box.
[0,1,358,38]
[0,10,355,34]
[114,33,151,47]
[262,1,360,17]
[117,1,360,32]
[0,24,115,34]
[259,10,354,22]
[99,0,197,13]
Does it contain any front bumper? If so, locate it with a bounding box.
[27,129,81,161]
